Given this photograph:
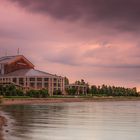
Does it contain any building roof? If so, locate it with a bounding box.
[0,69,61,78]
[0,55,34,67]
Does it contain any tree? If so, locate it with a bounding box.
[66,87,77,95]
[27,90,40,98]
[91,85,98,95]
[90,84,139,97]
[64,77,69,85]
[5,84,17,96]
[53,89,62,95]
[0,85,4,96]
[40,89,49,97]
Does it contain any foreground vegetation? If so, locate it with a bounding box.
[0,84,49,98]
[0,84,139,99]
[90,85,139,97]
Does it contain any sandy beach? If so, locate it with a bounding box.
[2,96,140,105]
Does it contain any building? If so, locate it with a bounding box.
[0,55,65,95]
[66,80,89,95]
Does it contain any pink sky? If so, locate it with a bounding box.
[0,0,140,90]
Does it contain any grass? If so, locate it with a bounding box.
[4,96,31,99]
[3,95,140,99]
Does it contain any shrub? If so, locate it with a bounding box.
[27,89,49,98]
[53,89,62,95]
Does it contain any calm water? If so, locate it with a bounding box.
[2,101,140,140]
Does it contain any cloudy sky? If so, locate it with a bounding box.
[0,0,140,90]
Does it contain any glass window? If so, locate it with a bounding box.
[30,82,35,88]
[53,83,57,87]
[44,83,48,88]
[53,78,57,82]
[44,78,49,81]
[13,78,17,83]
[37,83,42,88]
[30,78,35,81]
[19,78,24,85]
[37,78,42,81]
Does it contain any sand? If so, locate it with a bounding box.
[0,115,7,140]
[3,96,140,105]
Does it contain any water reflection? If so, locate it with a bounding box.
[2,101,140,140]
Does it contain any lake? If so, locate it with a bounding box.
[2,101,140,140]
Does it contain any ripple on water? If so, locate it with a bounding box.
[2,101,140,140]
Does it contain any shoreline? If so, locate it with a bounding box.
[2,96,140,105]
[0,114,7,140]
[1,97,140,140]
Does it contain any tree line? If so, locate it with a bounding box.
[0,83,139,98]
[0,84,49,98]
[90,85,139,96]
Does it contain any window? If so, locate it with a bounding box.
[19,78,24,85]
[30,82,35,88]
[30,78,35,81]
[37,83,42,88]
[13,78,17,83]
[44,78,49,81]
[37,78,42,81]
[53,83,57,87]
[44,83,48,88]
[53,78,57,82]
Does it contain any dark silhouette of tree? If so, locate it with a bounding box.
[91,84,139,97]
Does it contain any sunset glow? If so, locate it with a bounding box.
[0,0,140,90]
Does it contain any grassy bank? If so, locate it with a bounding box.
[2,96,140,106]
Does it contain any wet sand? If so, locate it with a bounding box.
[3,96,140,105]
[0,115,7,140]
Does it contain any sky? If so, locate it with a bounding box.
[0,0,140,90]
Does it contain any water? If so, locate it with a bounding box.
[2,101,140,140]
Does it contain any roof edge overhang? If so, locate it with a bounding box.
[7,55,35,68]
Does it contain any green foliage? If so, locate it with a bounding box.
[16,89,24,96]
[40,89,49,98]
[27,89,49,98]
[0,85,4,96]
[0,84,24,97]
[90,85,139,97]
[5,84,17,96]
[0,84,49,98]
[64,77,69,85]
[53,89,62,95]
[66,87,77,95]
[4,96,30,98]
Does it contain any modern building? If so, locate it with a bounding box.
[66,80,89,95]
[0,55,65,95]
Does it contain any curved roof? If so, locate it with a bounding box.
[0,68,61,78]
[0,55,34,67]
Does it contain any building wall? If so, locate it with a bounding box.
[0,55,66,95]
[66,84,88,95]
[0,76,65,96]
